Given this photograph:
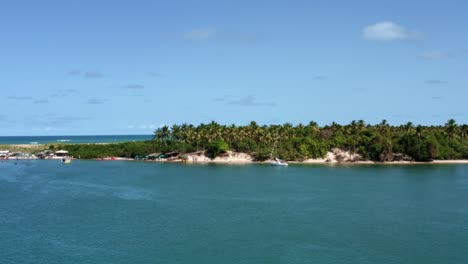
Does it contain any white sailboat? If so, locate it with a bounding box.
[270,140,288,166]
[270,157,288,166]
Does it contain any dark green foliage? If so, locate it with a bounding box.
[207,140,229,158]
[252,147,272,161]
[57,119,468,162]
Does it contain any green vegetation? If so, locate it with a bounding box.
[207,140,229,158]
[53,119,468,161]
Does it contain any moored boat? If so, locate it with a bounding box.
[269,141,288,166]
[270,158,288,166]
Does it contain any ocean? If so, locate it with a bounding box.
[0,135,152,145]
[1,161,467,264]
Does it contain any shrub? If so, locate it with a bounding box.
[207,140,229,158]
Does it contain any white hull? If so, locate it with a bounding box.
[270,161,288,166]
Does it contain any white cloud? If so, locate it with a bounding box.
[363,21,419,41]
[419,50,448,60]
[184,28,216,41]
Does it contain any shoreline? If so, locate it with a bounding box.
[2,143,468,165]
[4,157,467,165]
[2,157,468,165]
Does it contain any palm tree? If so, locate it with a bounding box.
[444,119,457,139]
[154,125,171,145]
[460,124,468,139]
[307,121,320,137]
[415,125,425,158]
[378,119,391,137]
[330,122,341,132]
[357,120,366,133]
[403,122,414,134]
[171,124,181,142]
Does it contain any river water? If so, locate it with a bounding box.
[1,160,467,263]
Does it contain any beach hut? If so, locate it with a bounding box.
[146,153,165,160]
[0,150,10,157]
[35,152,47,159]
[164,151,179,158]
[55,150,69,157]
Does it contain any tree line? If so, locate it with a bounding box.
[152,119,468,161]
[60,119,468,161]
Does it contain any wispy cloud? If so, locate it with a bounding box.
[363,21,420,41]
[184,27,217,41]
[431,96,444,101]
[6,96,33,100]
[148,72,162,77]
[63,88,77,93]
[51,89,77,98]
[126,124,158,130]
[67,69,104,78]
[86,98,106,105]
[419,50,448,60]
[67,69,82,76]
[45,116,92,126]
[84,71,104,79]
[213,97,226,102]
[122,84,145,89]
[391,113,414,119]
[33,99,49,104]
[25,114,92,127]
[226,94,276,107]
[425,79,446,84]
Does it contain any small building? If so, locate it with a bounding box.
[0,150,10,158]
[55,150,69,157]
[145,153,165,160]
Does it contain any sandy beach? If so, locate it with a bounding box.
[2,144,467,164]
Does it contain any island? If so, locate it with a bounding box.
[1,119,467,164]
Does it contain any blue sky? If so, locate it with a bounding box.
[1,0,467,135]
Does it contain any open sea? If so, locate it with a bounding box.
[0,135,152,145]
[1,161,467,264]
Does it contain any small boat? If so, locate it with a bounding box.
[270,158,288,166]
[269,140,288,166]
[61,157,72,164]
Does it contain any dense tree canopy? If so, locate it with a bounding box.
[149,119,468,161]
[62,120,468,161]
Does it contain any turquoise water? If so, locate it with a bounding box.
[0,135,152,145]
[1,161,467,264]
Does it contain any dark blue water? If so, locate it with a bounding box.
[0,135,152,144]
[1,161,467,264]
